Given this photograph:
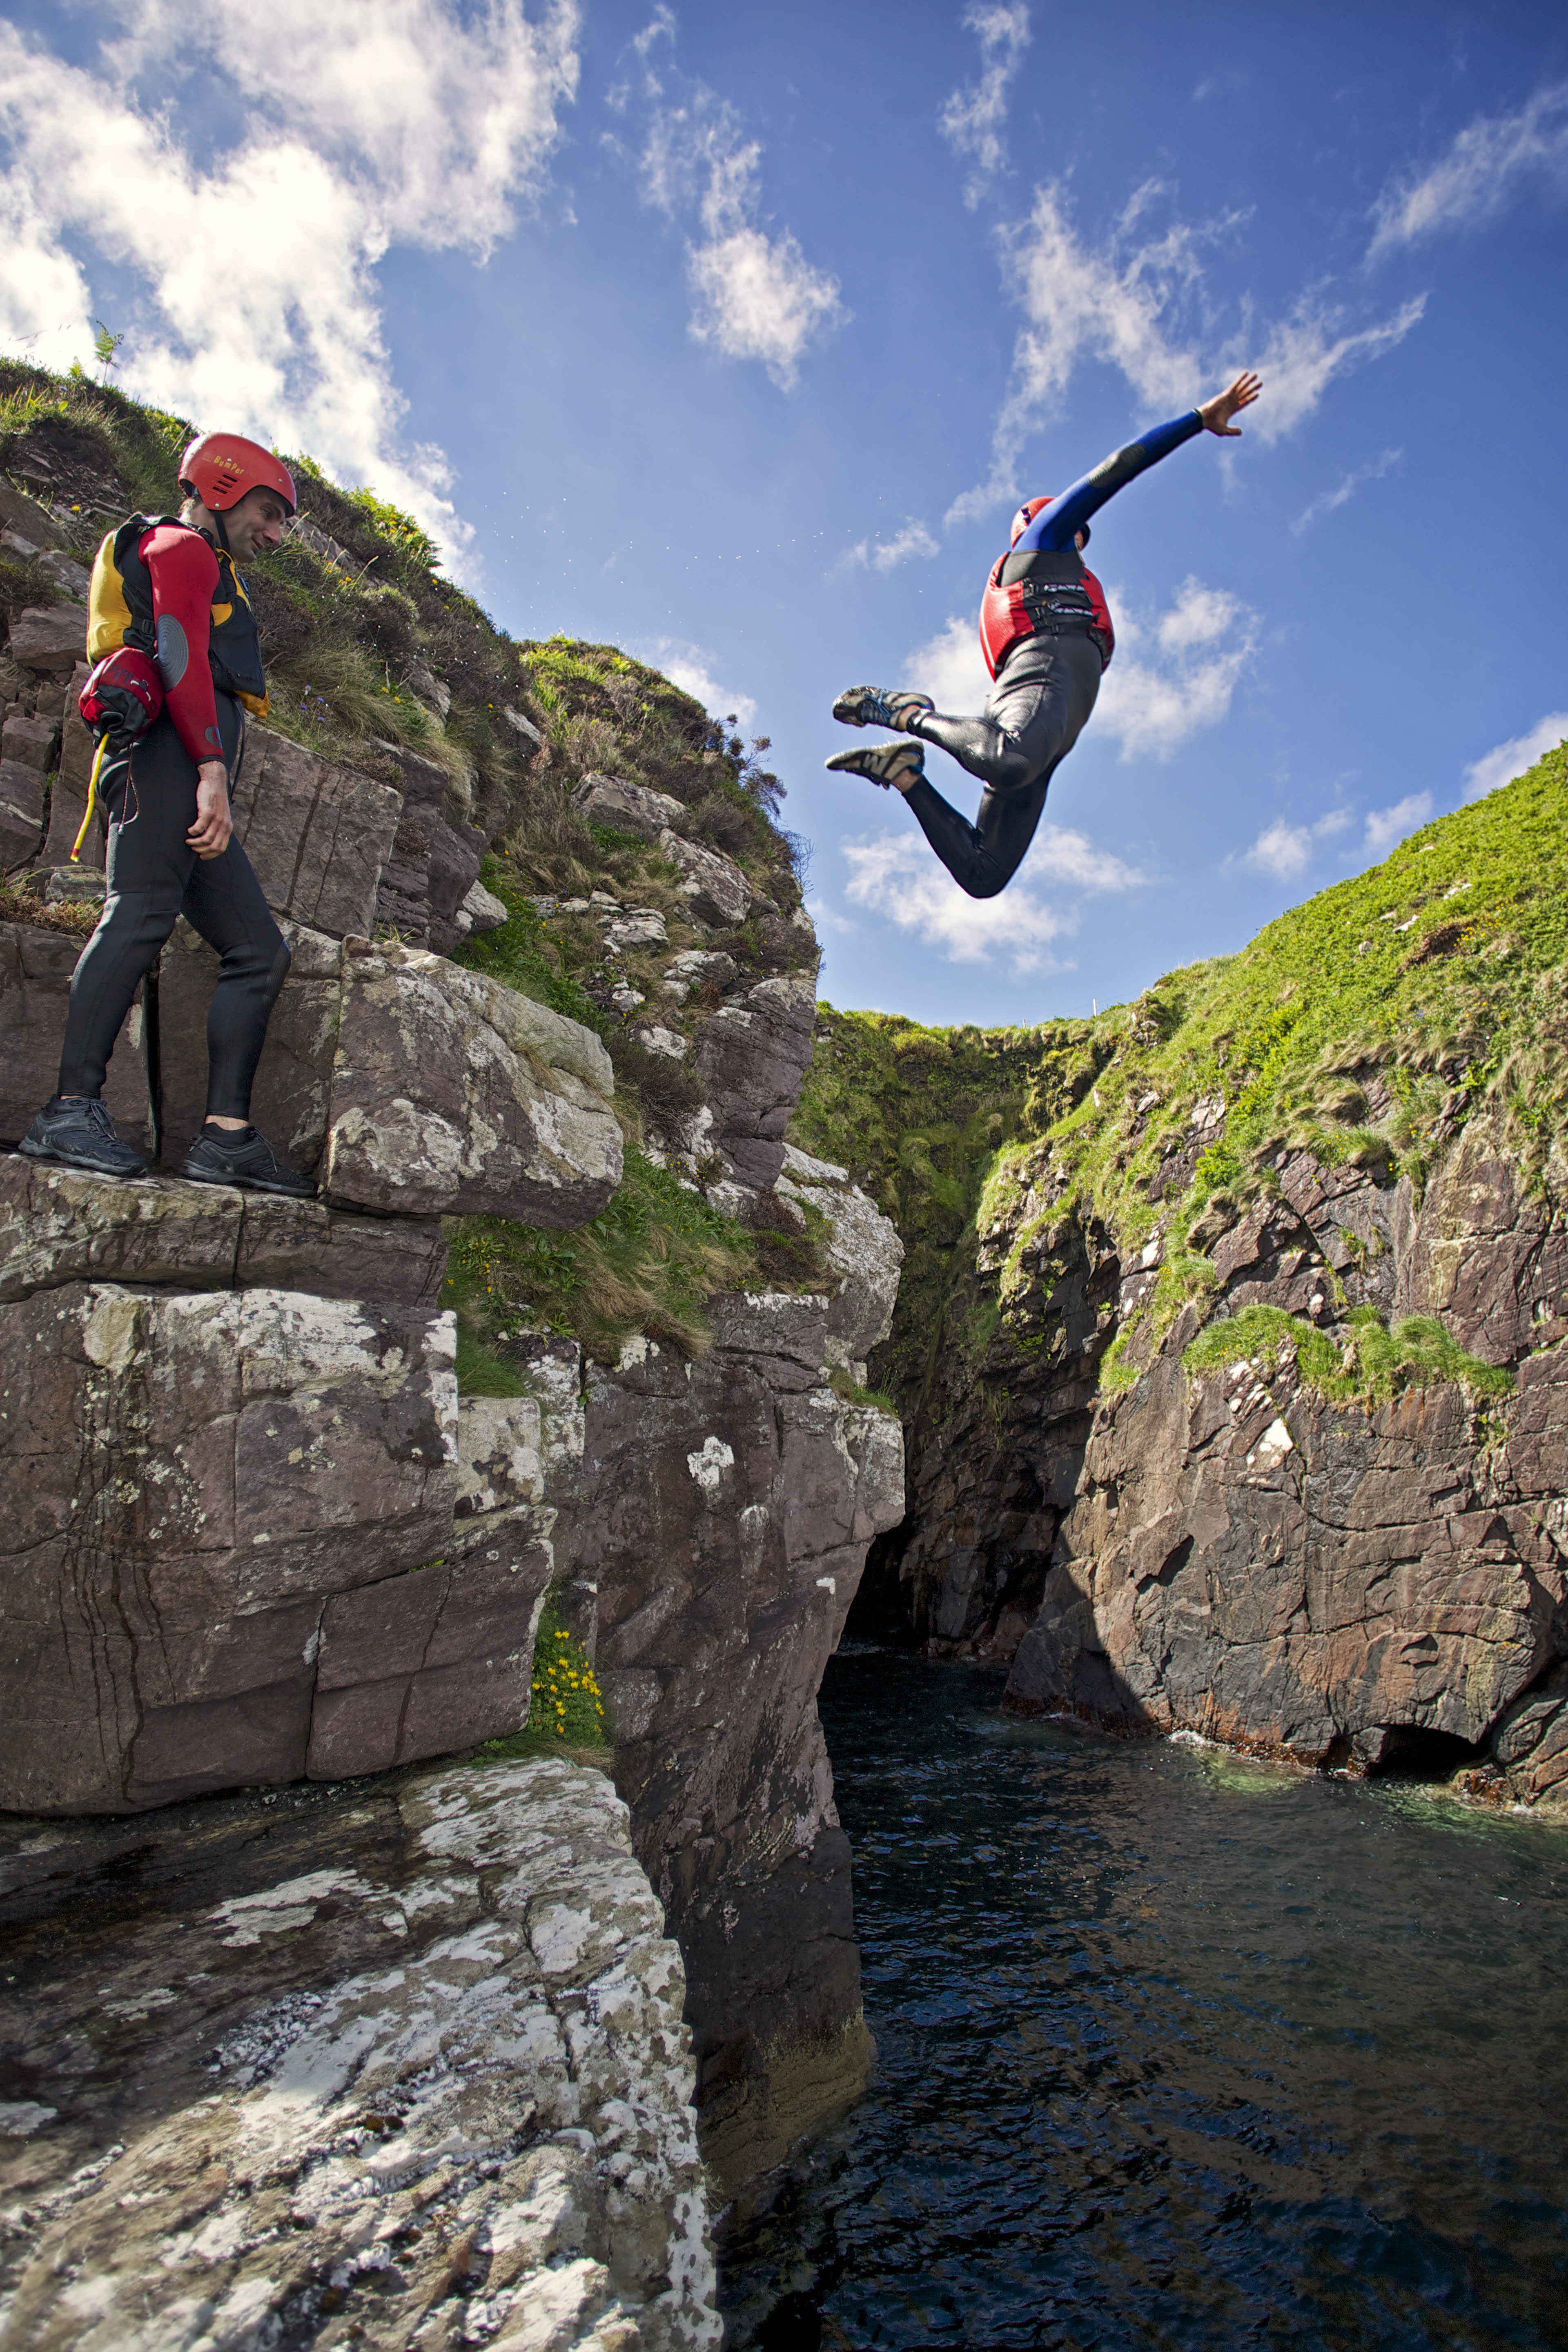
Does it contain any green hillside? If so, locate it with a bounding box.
[791,744,1568,1408]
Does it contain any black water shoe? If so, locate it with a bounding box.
[18,1096,148,1179]
[182,1123,316,1198]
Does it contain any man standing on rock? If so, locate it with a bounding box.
[826,371,1262,900]
[20,432,314,1194]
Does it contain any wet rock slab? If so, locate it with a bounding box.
[0,1757,719,2351]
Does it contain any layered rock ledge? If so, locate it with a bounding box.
[0,1756,720,2351]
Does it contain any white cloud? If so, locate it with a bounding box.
[1369,82,1568,259]
[0,4,579,570]
[1364,793,1434,855]
[940,2,1032,207]
[1095,576,1259,762]
[1292,448,1403,534]
[1462,712,1568,802]
[835,520,940,575]
[630,635,757,731]
[639,83,843,387]
[948,181,1423,522]
[902,613,993,713]
[1235,805,1353,880]
[806,895,857,937]
[841,822,1144,974]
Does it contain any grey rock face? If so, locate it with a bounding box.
[156,916,347,1176]
[0,1757,719,2351]
[695,976,817,1190]
[321,941,622,1222]
[562,1300,904,2189]
[573,772,687,841]
[992,1113,1568,1769]
[369,740,486,956]
[0,1285,592,1813]
[6,604,86,672]
[777,1142,904,1373]
[0,1156,445,1307]
[229,724,404,941]
[656,829,751,926]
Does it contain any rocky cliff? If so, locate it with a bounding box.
[794,741,1568,1813]
[0,359,906,2276]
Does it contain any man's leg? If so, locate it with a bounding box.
[56,731,200,1098]
[898,635,1102,899]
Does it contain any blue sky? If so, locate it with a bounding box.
[3,0,1566,1024]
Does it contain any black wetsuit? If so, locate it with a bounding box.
[57,697,289,1116]
[900,408,1206,900]
[58,517,289,1117]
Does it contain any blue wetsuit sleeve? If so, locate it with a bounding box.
[1018,410,1205,551]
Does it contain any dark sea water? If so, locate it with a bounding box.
[718,1648,1568,2352]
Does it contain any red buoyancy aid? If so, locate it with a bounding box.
[978,546,1115,682]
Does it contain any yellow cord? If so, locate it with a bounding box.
[70,736,109,864]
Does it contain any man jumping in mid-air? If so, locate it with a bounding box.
[826,371,1262,899]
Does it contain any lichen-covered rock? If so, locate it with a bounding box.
[563,1298,904,2190]
[694,977,817,1190]
[777,1142,904,1372]
[573,772,686,840]
[370,740,486,955]
[0,1284,467,1813]
[321,940,622,1223]
[228,723,405,941]
[0,1757,719,2351]
[0,920,152,1153]
[656,828,751,927]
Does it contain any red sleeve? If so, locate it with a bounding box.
[1082,563,1115,669]
[139,524,225,764]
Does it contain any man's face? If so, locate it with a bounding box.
[225,486,289,559]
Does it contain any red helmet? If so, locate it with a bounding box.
[1008,495,1090,550]
[178,432,296,515]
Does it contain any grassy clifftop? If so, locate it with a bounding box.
[791,743,1568,1406]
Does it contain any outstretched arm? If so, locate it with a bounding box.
[1017,371,1263,551]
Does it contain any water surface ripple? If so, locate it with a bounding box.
[719,1649,1568,2350]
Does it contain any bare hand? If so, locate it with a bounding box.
[189,762,232,860]
[1198,370,1262,437]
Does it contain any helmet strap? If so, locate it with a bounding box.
[213,506,232,553]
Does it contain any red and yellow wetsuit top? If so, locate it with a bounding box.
[86,515,269,763]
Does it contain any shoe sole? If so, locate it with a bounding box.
[16,1139,149,1180]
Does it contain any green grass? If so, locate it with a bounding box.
[1183,1301,1514,1407]
[472,1588,612,1764]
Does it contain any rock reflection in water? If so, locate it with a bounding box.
[719,1648,1568,2350]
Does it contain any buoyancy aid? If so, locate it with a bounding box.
[978,546,1114,682]
[87,513,269,717]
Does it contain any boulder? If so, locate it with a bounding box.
[1,711,59,773]
[657,826,752,925]
[6,603,87,672]
[0,1757,719,2351]
[456,876,508,936]
[572,771,686,840]
[695,974,817,1189]
[321,940,622,1223]
[0,1156,447,1308]
[603,904,668,951]
[777,1140,905,1370]
[0,919,152,1154]
[229,724,404,940]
